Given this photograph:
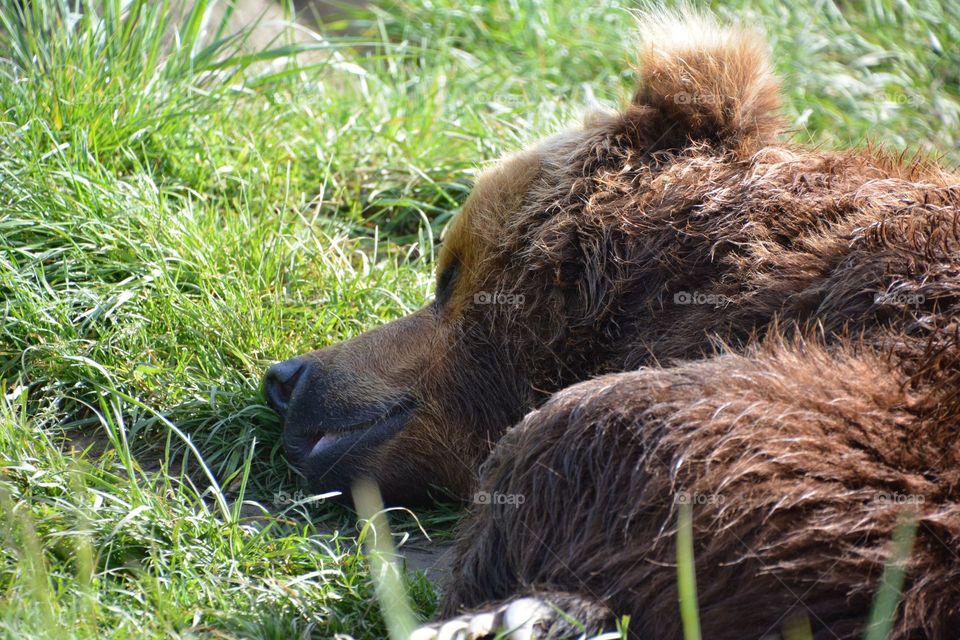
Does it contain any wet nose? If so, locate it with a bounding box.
[264,358,308,416]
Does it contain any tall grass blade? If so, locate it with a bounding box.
[864,516,918,640]
[676,500,702,640]
[353,478,418,639]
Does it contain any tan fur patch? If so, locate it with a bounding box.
[438,149,542,314]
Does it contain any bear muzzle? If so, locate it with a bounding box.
[264,355,417,495]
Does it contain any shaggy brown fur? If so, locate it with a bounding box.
[266,11,960,638]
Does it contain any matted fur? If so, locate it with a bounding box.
[444,345,960,638]
[270,11,960,637]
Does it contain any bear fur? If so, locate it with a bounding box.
[268,11,960,638]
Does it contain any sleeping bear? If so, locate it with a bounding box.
[264,11,960,639]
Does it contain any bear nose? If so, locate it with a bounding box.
[264,358,309,416]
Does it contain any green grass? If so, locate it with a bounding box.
[0,0,957,637]
[676,502,701,640]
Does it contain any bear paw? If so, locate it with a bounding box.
[410,597,552,640]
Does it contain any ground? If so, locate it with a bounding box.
[1,0,958,638]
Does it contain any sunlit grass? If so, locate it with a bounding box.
[864,517,919,640]
[676,501,701,640]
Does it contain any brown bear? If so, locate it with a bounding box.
[264,11,960,639]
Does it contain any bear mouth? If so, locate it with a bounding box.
[284,398,416,487]
[302,400,413,456]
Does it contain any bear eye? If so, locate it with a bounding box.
[434,263,459,308]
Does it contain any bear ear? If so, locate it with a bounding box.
[628,10,782,149]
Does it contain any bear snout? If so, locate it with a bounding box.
[266,352,421,495]
[263,356,309,415]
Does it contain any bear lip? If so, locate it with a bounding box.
[308,432,342,457]
[295,398,415,463]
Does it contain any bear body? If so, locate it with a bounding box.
[265,12,960,638]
